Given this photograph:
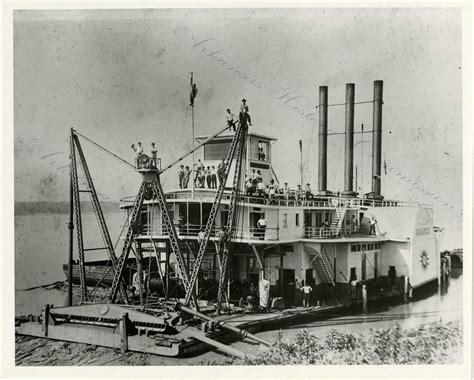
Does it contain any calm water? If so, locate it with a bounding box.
[15,211,125,315]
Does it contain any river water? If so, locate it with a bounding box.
[15,212,463,361]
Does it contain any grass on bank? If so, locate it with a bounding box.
[206,319,463,365]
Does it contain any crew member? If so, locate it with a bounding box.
[256,214,268,240]
[131,142,144,168]
[150,142,158,168]
[300,280,313,308]
[369,217,377,235]
[226,109,237,132]
[178,165,185,189]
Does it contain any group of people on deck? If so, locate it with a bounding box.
[245,172,315,205]
[131,142,159,169]
[177,159,227,189]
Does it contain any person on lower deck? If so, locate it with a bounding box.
[300,280,313,308]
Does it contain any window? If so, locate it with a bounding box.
[283,213,288,228]
[351,245,356,252]
[296,213,300,227]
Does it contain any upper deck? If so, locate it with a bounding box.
[120,188,430,243]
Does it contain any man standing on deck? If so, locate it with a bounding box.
[183,166,191,188]
[131,142,144,168]
[150,142,158,168]
[239,99,252,127]
[257,215,268,240]
[369,217,377,235]
[300,280,313,308]
[178,165,185,189]
[210,165,217,188]
[283,182,290,204]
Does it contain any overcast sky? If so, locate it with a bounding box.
[13,8,463,248]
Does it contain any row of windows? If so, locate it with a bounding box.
[351,243,381,252]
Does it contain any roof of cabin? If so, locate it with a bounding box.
[196,132,277,143]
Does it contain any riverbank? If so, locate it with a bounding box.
[16,319,462,366]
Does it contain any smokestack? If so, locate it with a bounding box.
[318,86,328,194]
[342,83,356,197]
[371,80,383,198]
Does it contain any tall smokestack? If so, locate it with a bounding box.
[342,83,356,197]
[318,86,328,194]
[371,80,383,198]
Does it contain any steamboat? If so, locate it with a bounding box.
[16,80,444,358]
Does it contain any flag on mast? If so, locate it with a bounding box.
[189,73,198,106]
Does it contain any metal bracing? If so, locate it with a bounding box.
[183,123,246,306]
[216,127,246,308]
[72,133,128,303]
[151,175,199,309]
[70,131,87,301]
[109,180,147,302]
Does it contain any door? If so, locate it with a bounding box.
[282,269,295,306]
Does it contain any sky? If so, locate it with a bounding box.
[13,8,463,249]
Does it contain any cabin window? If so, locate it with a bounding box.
[295,213,300,227]
[250,139,270,161]
[351,245,356,252]
[283,213,288,228]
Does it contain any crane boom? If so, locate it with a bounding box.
[183,122,247,306]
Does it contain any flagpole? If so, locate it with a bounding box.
[191,72,195,198]
[360,123,364,199]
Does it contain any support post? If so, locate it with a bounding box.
[68,176,74,306]
[404,276,409,302]
[120,313,129,353]
[42,304,50,337]
[362,284,367,313]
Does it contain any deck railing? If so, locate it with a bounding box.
[120,189,425,209]
[140,223,279,241]
[303,224,358,239]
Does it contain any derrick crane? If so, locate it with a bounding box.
[69,129,127,303]
[182,122,247,306]
[108,122,246,309]
[108,168,199,307]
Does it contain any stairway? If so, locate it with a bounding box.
[313,254,335,286]
[304,246,335,286]
[329,205,347,237]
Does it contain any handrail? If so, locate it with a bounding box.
[120,190,426,209]
[141,223,279,241]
